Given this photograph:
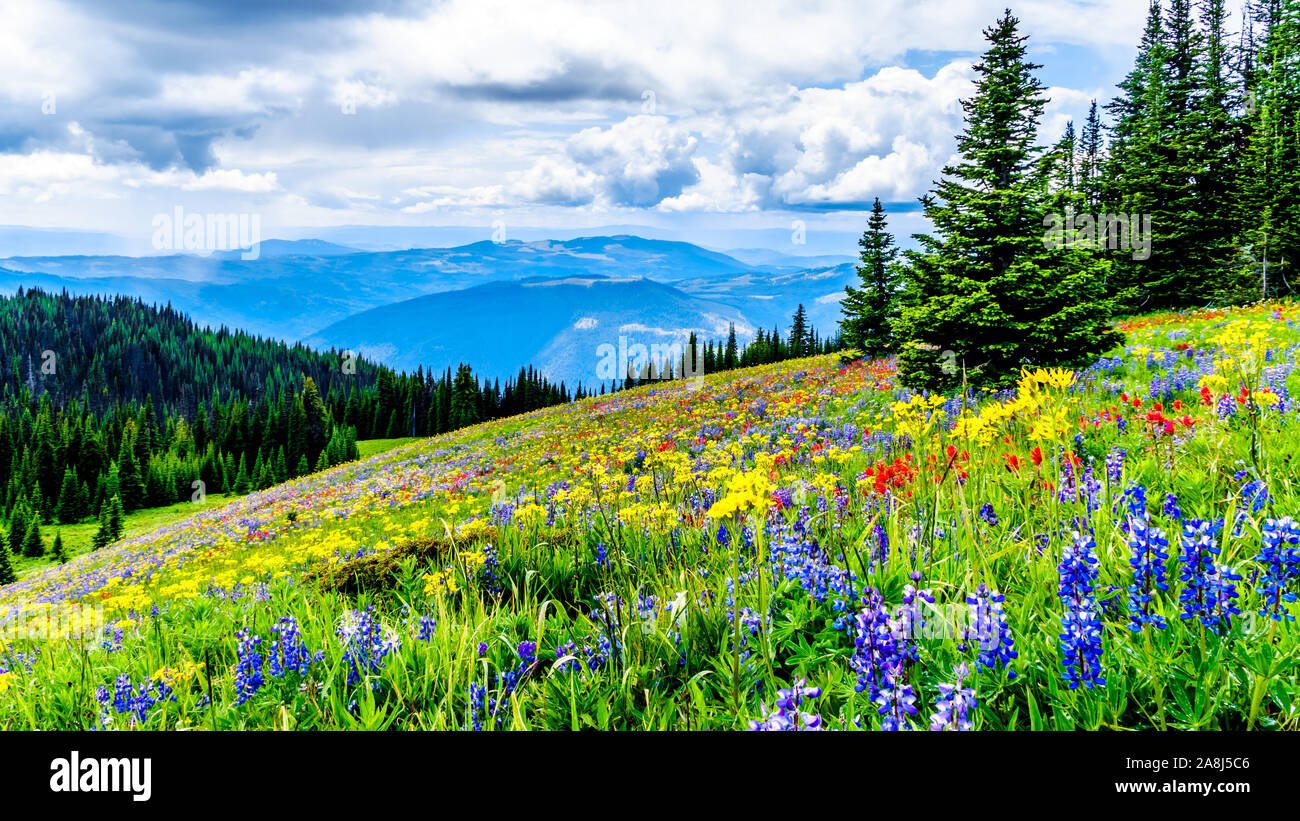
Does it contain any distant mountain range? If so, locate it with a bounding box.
[305,275,752,386]
[0,235,858,385]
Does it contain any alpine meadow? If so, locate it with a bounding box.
[2,0,1300,755]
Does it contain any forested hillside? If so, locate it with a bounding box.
[0,289,581,570]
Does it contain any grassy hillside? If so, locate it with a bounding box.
[11,494,232,579]
[2,303,1299,730]
[356,438,421,459]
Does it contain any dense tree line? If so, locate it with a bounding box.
[614,307,839,391]
[0,289,581,566]
[840,2,1300,391]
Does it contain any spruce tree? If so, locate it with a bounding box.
[91,506,112,551]
[894,9,1121,390]
[301,377,331,468]
[1240,0,1300,298]
[841,197,901,357]
[788,305,810,358]
[55,467,80,524]
[1079,100,1106,209]
[8,504,28,556]
[0,531,15,585]
[449,364,481,429]
[234,453,251,494]
[116,437,145,512]
[107,495,125,541]
[22,519,43,558]
[52,531,67,564]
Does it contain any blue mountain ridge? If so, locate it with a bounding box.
[0,236,858,383]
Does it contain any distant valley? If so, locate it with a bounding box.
[0,235,856,386]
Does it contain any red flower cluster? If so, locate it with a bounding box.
[860,456,917,495]
[1142,401,1196,436]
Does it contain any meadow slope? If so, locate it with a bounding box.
[2,303,1299,730]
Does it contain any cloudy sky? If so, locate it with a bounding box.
[0,0,1234,248]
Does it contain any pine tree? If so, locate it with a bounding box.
[55,467,81,524]
[116,435,145,512]
[1079,100,1106,209]
[52,531,67,564]
[0,531,15,585]
[449,364,481,429]
[789,305,810,357]
[841,197,901,357]
[91,506,112,551]
[22,519,43,558]
[894,9,1122,390]
[107,495,125,542]
[8,504,28,557]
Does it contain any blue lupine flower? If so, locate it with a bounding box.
[930,663,976,731]
[467,681,488,731]
[871,521,889,572]
[978,503,998,526]
[1177,519,1226,631]
[851,588,903,698]
[416,612,437,642]
[1126,513,1170,631]
[1257,517,1300,622]
[96,672,174,728]
[1163,493,1183,520]
[715,521,730,548]
[966,584,1017,679]
[337,607,400,687]
[874,664,918,731]
[233,629,265,705]
[1059,530,1104,689]
[268,615,322,678]
[1241,480,1270,514]
[748,678,824,731]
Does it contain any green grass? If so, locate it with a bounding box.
[357,438,421,459]
[13,494,232,579]
[4,305,1300,731]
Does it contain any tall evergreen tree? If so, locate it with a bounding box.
[0,531,15,585]
[841,197,901,357]
[788,305,810,357]
[22,518,43,558]
[894,9,1121,390]
[1240,0,1300,298]
[449,364,481,429]
[1079,99,1106,209]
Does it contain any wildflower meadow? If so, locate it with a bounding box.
[2,303,1298,732]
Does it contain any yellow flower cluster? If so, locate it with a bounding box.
[151,660,203,688]
[424,568,459,596]
[890,393,946,440]
[952,367,1078,447]
[707,469,772,519]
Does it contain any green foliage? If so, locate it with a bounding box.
[0,288,587,558]
[894,10,1122,391]
[0,531,14,585]
[841,198,901,358]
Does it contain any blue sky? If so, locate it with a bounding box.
[0,0,1246,252]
